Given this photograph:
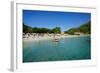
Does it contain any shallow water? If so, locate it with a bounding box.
[23,36,91,62]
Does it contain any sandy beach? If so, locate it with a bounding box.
[23,33,90,42]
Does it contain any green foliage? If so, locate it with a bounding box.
[79,21,91,34]
[64,21,91,34]
[52,27,61,34]
[23,21,90,34]
[65,28,80,35]
[32,28,51,33]
[23,23,33,33]
[23,23,61,33]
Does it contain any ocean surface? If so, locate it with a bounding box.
[23,36,91,62]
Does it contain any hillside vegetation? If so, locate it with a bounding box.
[23,23,61,34]
[64,21,91,35]
[23,21,91,35]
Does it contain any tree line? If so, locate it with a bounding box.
[23,23,61,34]
[23,21,90,34]
[64,21,91,35]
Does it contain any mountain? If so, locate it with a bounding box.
[23,21,91,34]
[23,23,33,33]
[79,21,91,34]
[23,23,61,33]
[65,21,91,35]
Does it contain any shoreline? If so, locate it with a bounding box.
[23,34,90,42]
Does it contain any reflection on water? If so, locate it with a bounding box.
[23,36,91,62]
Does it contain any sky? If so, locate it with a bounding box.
[23,10,91,31]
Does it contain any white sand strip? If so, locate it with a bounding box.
[23,34,90,42]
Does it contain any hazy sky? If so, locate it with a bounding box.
[23,10,91,31]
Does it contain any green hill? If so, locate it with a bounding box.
[23,21,91,34]
[23,23,61,33]
[64,21,91,35]
[23,23,33,33]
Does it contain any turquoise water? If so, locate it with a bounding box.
[23,36,91,62]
